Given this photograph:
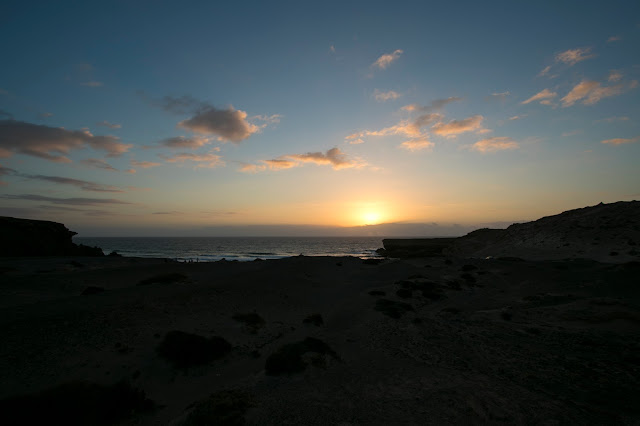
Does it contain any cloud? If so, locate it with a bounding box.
[96,120,121,129]
[252,114,282,125]
[329,45,336,53]
[80,158,118,172]
[488,91,510,101]
[346,119,424,141]
[178,106,260,142]
[521,88,557,105]
[432,115,484,137]
[0,120,132,162]
[144,94,275,142]
[125,169,136,174]
[263,159,298,170]
[160,151,225,168]
[373,90,401,102]
[562,129,582,137]
[0,110,13,119]
[372,49,403,70]
[560,80,632,107]
[555,47,595,66]
[538,65,552,77]
[38,112,53,119]
[399,139,434,152]
[508,115,526,121]
[403,97,462,113]
[80,81,103,87]
[242,148,364,172]
[287,148,361,170]
[159,135,211,149]
[471,137,519,152]
[1,194,130,205]
[601,137,639,145]
[595,116,629,123]
[608,70,623,82]
[0,164,15,185]
[131,159,162,168]
[18,174,123,192]
[607,36,622,43]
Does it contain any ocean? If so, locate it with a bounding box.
[73,236,385,262]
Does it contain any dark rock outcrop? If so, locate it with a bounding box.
[382,201,640,263]
[0,216,104,257]
[382,238,457,258]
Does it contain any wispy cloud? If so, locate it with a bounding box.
[608,70,623,82]
[595,116,629,124]
[38,112,53,119]
[488,91,510,101]
[160,151,225,168]
[0,110,13,120]
[252,114,282,125]
[373,89,401,102]
[81,158,118,172]
[399,139,434,152]
[402,97,462,113]
[538,65,552,77]
[561,129,583,137]
[96,120,121,129]
[0,120,132,162]
[432,115,484,138]
[241,148,364,172]
[607,36,622,43]
[555,47,595,66]
[80,81,103,87]
[561,80,633,107]
[471,137,519,152]
[159,135,211,149]
[508,115,526,121]
[329,45,336,53]
[1,193,130,205]
[521,88,557,105]
[601,137,639,145]
[18,174,123,192]
[131,159,162,169]
[372,49,403,70]
[346,120,424,141]
[0,164,15,185]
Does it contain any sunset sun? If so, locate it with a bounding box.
[362,211,382,225]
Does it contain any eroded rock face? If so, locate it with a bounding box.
[0,216,103,257]
[445,201,640,262]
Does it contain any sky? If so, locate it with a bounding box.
[0,1,639,236]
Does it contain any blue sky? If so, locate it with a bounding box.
[1,1,639,236]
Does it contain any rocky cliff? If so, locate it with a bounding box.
[0,216,103,257]
[444,201,640,262]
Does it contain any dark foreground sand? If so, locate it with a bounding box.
[0,254,639,424]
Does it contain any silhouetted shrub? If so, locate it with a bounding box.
[0,381,154,426]
[265,337,339,375]
[156,330,231,368]
[368,290,386,296]
[138,272,188,286]
[303,313,324,326]
[396,288,412,298]
[232,313,265,333]
[362,258,384,265]
[374,299,414,319]
[181,389,253,426]
[81,286,105,296]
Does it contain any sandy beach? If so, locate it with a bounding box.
[0,251,638,424]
